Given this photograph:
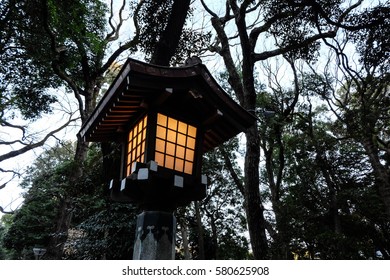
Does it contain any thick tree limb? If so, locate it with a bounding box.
[249,12,290,49]
[150,0,191,66]
[219,147,244,196]
[253,31,337,61]
[210,17,245,105]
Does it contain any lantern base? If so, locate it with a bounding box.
[133,211,176,260]
[109,161,207,211]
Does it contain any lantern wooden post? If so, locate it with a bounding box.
[133,211,176,260]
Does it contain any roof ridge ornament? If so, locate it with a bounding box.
[184,56,202,66]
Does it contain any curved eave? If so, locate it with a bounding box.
[79,58,256,152]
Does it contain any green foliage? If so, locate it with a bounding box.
[2,141,141,259]
[0,50,57,121]
[2,193,59,259]
[1,0,58,121]
[185,224,249,260]
[0,0,109,121]
[200,138,249,259]
[263,0,343,61]
[174,134,250,260]
[347,4,390,72]
[217,233,250,260]
[134,0,211,64]
[280,140,386,259]
[64,203,137,260]
[260,69,390,259]
[2,143,77,259]
[0,215,14,259]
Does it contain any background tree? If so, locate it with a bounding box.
[0,214,13,259]
[2,0,210,258]
[200,0,387,259]
[1,0,74,190]
[2,142,138,259]
[319,11,390,218]
[255,61,389,259]
[2,142,75,259]
[136,0,210,65]
[175,138,249,260]
[63,203,137,260]
[201,140,250,260]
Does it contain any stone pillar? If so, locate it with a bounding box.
[133,211,176,260]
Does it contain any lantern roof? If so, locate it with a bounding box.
[79,58,256,152]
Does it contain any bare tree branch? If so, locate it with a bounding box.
[0,168,21,178]
[0,115,78,163]
[0,205,14,214]
[249,12,290,49]
[219,146,244,196]
[99,0,145,76]
[106,0,128,42]
[0,120,27,139]
[200,0,219,19]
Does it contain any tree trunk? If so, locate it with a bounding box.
[207,4,269,259]
[244,126,269,259]
[195,201,205,259]
[180,222,191,260]
[362,137,390,219]
[46,99,91,259]
[308,112,341,234]
[210,214,219,259]
[262,124,289,259]
[177,208,191,260]
[47,196,73,259]
[150,0,191,66]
